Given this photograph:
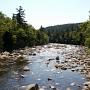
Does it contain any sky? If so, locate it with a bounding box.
[0,0,90,29]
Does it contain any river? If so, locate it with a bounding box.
[0,43,87,90]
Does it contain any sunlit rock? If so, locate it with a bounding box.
[39,88,45,90]
[66,87,71,90]
[84,81,90,86]
[70,82,76,86]
[55,64,64,68]
[82,86,88,90]
[23,66,30,71]
[26,84,39,90]
[3,51,10,56]
[50,85,56,90]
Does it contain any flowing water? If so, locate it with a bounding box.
[0,44,87,90]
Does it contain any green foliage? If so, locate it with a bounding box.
[0,12,14,51]
[43,23,83,45]
[12,6,27,29]
[15,28,27,48]
[85,38,90,48]
[0,6,49,52]
[80,20,90,48]
[25,26,36,46]
[3,31,13,52]
[36,30,49,45]
[39,25,44,32]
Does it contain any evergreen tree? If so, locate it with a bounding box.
[40,25,44,32]
[13,6,27,29]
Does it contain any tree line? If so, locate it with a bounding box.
[80,20,90,48]
[43,20,90,48]
[43,23,85,45]
[0,6,49,52]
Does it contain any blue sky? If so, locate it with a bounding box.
[0,0,90,29]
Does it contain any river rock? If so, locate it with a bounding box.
[23,66,30,71]
[55,64,64,68]
[48,77,52,81]
[3,51,10,56]
[86,72,90,79]
[61,67,67,70]
[70,82,76,86]
[39,88,45,90]
[26,84,39,90]
[50,85,56,90]
[19,50,24,55]
[82,86,88,90]
[29,53,36,56]
[71,69,75,72]
[56,56,59,60]
[48,58,54,61]
[66,87,71,90]
[45,60,50,64]
[84,81,90,86]
[0,55,9,60]
[83,82,90,90]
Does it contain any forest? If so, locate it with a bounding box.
[42,23,82,44]
[42,21,90,48]
[0,6,49,52]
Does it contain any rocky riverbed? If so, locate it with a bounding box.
[0,43,90,90]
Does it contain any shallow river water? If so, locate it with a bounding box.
[0,44,87,90]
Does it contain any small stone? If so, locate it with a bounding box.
[23,66,30,71]
[56,56,59,60]
[26,84,39,90]
[70,82,76,86]
[66,87,71,90]
[48,78,52,81]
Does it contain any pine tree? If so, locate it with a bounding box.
[13,6,27,29]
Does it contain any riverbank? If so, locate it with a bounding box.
[0,46,34,73]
